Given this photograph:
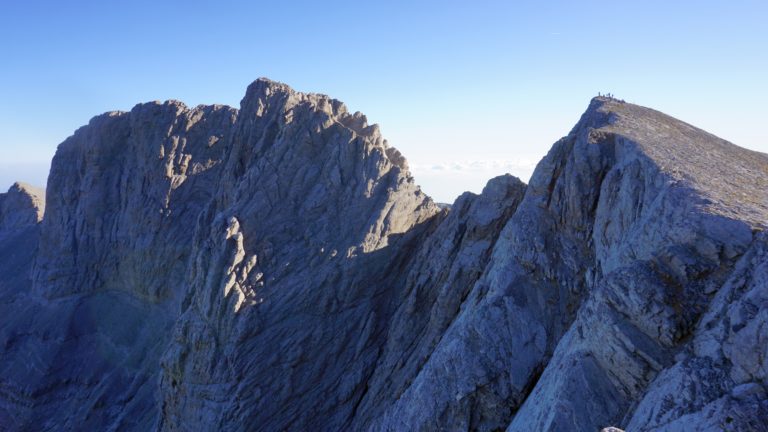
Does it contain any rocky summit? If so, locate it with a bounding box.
[0,79,767,431]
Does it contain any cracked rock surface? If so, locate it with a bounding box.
[0,82,766,431]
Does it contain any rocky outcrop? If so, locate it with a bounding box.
[506,99,767,431]
[0,182,44,231]
[348,174,527,430]
[157,79,439,430]
[35,101,238,301]
[1,101,238,430]
[624,232,768,431]
[0,182,44,296]
[0,82,766,431]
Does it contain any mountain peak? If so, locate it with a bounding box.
[240,78,342,121]
[574,96,768,227]
[238,78,407,170]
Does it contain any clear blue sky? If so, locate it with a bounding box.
[1,1,766,202]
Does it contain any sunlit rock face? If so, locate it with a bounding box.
[0,182,44,231]
[0,81,766,431]
[157,79,440,430]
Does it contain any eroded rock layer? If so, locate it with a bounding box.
[0,81,766,431]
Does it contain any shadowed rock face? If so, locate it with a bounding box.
[0,84,767,431]
[0,182,44,294]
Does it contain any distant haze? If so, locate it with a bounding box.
[0,162,50,192]
[410,158,538,203]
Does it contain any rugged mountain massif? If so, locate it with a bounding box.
[0,79,766,431]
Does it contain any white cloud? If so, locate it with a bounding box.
[411,158,538,175]
[409,158,539,204]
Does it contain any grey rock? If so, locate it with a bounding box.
[506,99,767,432]
[732,382,766,401]
[158,79,440,430]
[1,100,238,430]
[0,182,44,299]
[0,86,767,432]
[625,232,768,432]
[0,182,44,231]
[0,183,45,429]
[351,174,527,431]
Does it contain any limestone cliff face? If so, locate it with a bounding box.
[158,79,439,430]
[35,101,238,301]
[1,101,238,430]
[505,99,767,431]
[0,82,767,431]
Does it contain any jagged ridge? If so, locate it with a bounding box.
[0,81,766,431]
